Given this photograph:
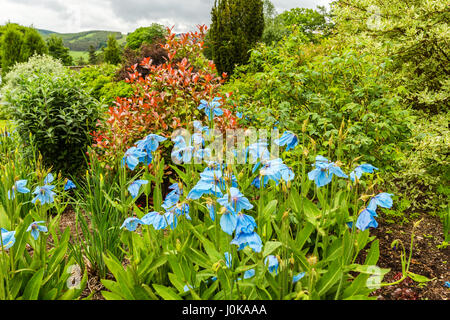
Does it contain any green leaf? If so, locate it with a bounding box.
[23,268,45,300]
[316,260,342,297]
[153,284,182,300]
[407,271,434,283]
[103,253,135,300]
[263,241,282,257]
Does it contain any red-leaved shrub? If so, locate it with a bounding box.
[92,25,237,168]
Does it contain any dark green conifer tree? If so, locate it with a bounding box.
[46,35,73,66]
[209,0,264,76]
[104,35,122,65]
[88,45,97,65]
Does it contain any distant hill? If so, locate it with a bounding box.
[36,29,56,36]
[37,29,126,51]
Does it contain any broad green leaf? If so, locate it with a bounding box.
[23,268,45,300]
[153,284,182,300]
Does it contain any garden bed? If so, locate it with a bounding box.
[371,214,449,300]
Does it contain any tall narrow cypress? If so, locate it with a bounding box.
[210,0,264,76]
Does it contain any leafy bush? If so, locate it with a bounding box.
[383,112,450,214]
[115,43,168,81]
[125,24,167,50]
[2,58,100,175]
[77,64,133,105]
[0,54,65,94]
[223,32,413,169]
[333,0,449,113]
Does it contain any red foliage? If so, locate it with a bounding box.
[92,25,232,166]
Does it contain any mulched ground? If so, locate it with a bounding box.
[369,214,449,300]
[57,206,449,300]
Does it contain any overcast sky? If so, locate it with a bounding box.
[0,0,332,34]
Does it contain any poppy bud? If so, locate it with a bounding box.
[307,255,317,266]
[302,119,308,133]
[303,148,309,157]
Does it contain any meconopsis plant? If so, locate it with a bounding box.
[99,97,398,301]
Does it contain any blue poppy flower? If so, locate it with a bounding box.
[235,213,257,234]
[355,208,378,231]
[128,180,148,199]
[231,230,263,253]
[293,272,306,283]
[0,228,16,249]
[207,202,216,221]
[172,202,191,220]
[224,252,232,268]
[64,179,76,191]
[444,281,450,288]
[191,132,204,147]
[251,176,269,189]
[141,211,178,230]
[367,193,394,212]
[135,134,167,153]
[187,170,225,200]
[194,147,211,163]
[8,179,30,199]
[236,111,243,119]
[122,147,147,170]
[237,269,256,281]
[120,217,146,232]
[32,185,56,205]
[264,255,279,275]
[246,141,270,163]
[350,163,378,182]
[171,144,194,164]
[162,192,181,211]
[198,97,223,121]
[274,131,298,151]
[44,173,54,184]
[193,120,209,135]
[220,209,237,235]
[217,187,253,213]
[169,182,183,195]
[162,183,184,210]
[259,158,295,184]
[243,269,255,279]
[26,221,48,240]
[307,155,348,187]
[183,284,194,292]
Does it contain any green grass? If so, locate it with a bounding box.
[69,50,89,60]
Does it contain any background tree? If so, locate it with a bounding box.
[104,35,122,65]
[88,45,97,65]
[0,26,25,74]
[277,7,332,42]
[76,56,87,66]
[21,28,48,60]
[46,35,73,66]
[0,23,47,74]
[125,24,167,50]
[262,6,333,45]
[209,0,265,75]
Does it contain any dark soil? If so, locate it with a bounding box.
[369,214,449,300]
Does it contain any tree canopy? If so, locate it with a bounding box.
[125,24,167,50]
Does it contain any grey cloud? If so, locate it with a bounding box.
[107,0,214,30]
